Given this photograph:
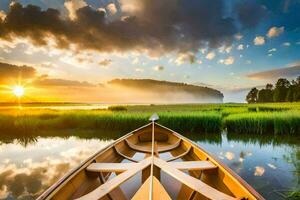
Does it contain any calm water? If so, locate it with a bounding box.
[0,131,299,200]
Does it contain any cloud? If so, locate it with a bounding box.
[153,65,164,71]
[282,42,291,46]
[0,1,266,56]
[0,62,36,82]
[253,36,265,45]
[64,0,87,20]
[223,56,235,65]
[218,45,232,54]
[135,68,144,72]
[267,26,284,38]
[106,3,117,15]
[235,0,266,29]
[33,77,95,87]
[237,44,244,50]
[0,10,6,21]
[175,52,195,65]
[219,56,234,65]
[246,61,300,80]
[206,51,216,60]
[98,59,112,66]
[132,58,139,64]
[234,33,243,40]
[268,48,276,52]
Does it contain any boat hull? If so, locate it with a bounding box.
[38,123,265,200]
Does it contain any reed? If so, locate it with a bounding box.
[0,103,299,135]
[0,110,222,134]
[224,111,300,134]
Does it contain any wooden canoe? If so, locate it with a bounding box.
[37,122,265,200]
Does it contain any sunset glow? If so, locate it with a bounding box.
[0,0,299,103]
[12,86,25,98]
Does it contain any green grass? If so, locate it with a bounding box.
[224,111,300,134]
[0,110,222,134]
[0,102,300,135]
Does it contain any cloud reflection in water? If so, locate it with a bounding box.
[0,137,113,199]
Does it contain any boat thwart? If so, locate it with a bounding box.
[38,115,265,200]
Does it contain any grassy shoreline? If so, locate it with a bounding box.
[0,103,299,134]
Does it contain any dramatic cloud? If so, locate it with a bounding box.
[267,26,284,38]
[0,1,266,56]
[235,0,266,29]
[98,59,112,66]
[64,0,87,20]
[0,62,95,88]
[253,36,265,45]
[0,62,36,82]
[247,61,300,80]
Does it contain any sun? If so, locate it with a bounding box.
[12,86,25,97]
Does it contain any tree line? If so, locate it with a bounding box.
[246,76,300,103]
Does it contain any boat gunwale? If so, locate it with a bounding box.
[37,122,153,200]
[37,122,265,200]
[155,123,265,200]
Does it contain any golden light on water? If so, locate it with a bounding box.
[12,85,25,97]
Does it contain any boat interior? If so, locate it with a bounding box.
[38,123,263,200]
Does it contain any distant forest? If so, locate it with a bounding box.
[246,76,300,103]
[109,79,224,101]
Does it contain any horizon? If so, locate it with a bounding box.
[0,0,300,103]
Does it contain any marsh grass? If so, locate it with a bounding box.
[108,105,127,111]
[0,110,221,134]
[0,103,299,134]
[224,111,300,134]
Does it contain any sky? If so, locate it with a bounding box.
[0,0,300,103]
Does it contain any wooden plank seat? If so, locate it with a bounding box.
[169,160,217,171]
[125,139,181,153]
[86,163,138,173]
[81,158,232,200]
[86,160,216,173]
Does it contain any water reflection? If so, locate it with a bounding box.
[0,130,299,200]
[192,132,300,200]
[0,137,112,199]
